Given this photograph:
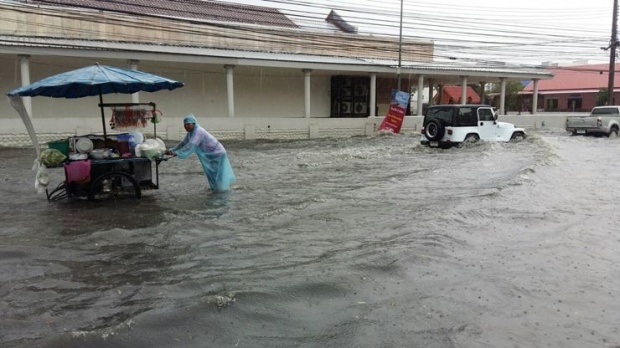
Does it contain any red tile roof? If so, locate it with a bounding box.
[523,63,620,92]
[436,86,480,104]
[28,0,298,28]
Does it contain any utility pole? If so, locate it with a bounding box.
[607,0,618,105]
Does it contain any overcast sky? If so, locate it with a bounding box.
[225,0,615,67]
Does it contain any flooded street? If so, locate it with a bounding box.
[1,131,620,348]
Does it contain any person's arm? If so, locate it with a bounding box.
[166,133,190,156]
[170,134,189,152]
[171,131,203,159]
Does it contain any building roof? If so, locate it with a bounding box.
[0,1,554,82]
[437,86,481,103]
[523,63,620,92]
[0,35,554,81]
[27,0,298,28]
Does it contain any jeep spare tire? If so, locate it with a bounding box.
[425,119,445,141]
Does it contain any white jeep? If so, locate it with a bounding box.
[420,104,526,148]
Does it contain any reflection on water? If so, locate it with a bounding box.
[2,131,620,348]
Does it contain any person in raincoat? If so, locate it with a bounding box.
[165,114,236,191]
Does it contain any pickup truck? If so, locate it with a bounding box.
[566,106,620,137]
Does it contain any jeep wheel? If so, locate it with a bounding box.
[510,132,525,142]
[608,126,619,138]
[457,134,479,148]
[424,119,445,141]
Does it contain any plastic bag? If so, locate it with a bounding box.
[32,159,49,194]
[137,138,165,159]
[150,109,163,124]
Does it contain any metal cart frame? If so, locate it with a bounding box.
[45,102,166,202]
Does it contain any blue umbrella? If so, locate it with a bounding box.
[7,63,184,98]
[7,63,184,140]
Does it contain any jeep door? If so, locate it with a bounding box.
[477,107,497,140]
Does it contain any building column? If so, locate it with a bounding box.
[460,76,468,104]
[225,65,235,118]
[532,79,539,114]
[369,73,377,117]
[417,75,424,115]
[499,77,507,115]
[479,82,486,104]
[128,59,139,103]
[427,79,434,107]
[18,55,32,117]
[303,69,312,118]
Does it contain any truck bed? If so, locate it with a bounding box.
[566,106,620,136]
[566,115,600,134]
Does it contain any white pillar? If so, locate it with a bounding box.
[460,76,468,105]
[128,59,139,103]
[532,79,539,114]
[427,79,434,106]
[19,55,32,117]
[500,77,507,115]
[417,75,424,116]
[370,73,377,117]
[303,69,312,118]
[225,65,235,118]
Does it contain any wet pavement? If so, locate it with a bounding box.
[1,131,620,348]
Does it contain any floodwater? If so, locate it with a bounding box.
[1,131,620,348]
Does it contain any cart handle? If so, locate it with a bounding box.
[155,155,173,164]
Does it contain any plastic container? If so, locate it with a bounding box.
[47,139,70,157]
[75,137,93,154]
[89,149,110,159]
[116,134,135,156]
[130,130,144,144]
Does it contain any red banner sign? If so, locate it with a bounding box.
[378,90,410,134]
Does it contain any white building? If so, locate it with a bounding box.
[0,0,551,146]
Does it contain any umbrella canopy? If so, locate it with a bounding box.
[7,63,184,149]
[7,63,184,98]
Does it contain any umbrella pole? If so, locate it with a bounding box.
[99,92,107,140]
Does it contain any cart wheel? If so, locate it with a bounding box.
[88,171,141,201]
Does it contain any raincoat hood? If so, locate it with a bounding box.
[183,114,198,126]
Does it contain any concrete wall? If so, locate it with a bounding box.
[493,113,578,130]
[1,112,581,148]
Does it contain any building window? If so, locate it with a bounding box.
[331,76,370,117]
[567,97,582,111]
[546,98,559,111]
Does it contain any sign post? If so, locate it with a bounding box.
[378,90,410,134]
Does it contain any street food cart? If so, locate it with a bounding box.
[6,64,184,201]
[45,102,168,201]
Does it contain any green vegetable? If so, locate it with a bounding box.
[39,149,67,167]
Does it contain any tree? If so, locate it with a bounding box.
[490,81,525,113]
[596,88,610,106]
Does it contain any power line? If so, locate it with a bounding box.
[3,0,613,67]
